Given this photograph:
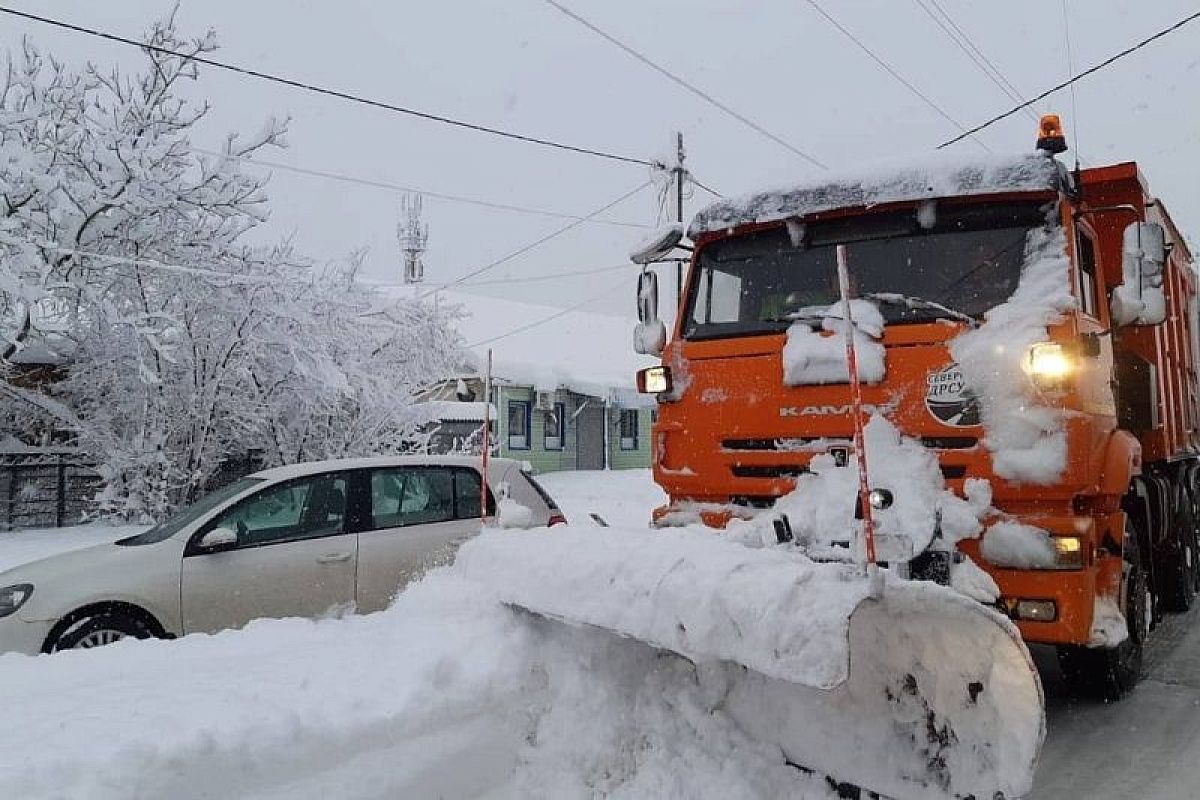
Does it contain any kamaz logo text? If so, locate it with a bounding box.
[780,404,889,417]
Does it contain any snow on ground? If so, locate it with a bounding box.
[535,467,665,529]
[0,545,834,800]
[0,523,144,573]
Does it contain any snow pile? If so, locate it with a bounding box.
[1088,594,1130,648]
[496,492,534,529]
[458,526,869,688]
[733,416,987,564]
[0,558,833,800]
[535,468,666,529]
[689,151,1058,237]
[950,225,1074,483]
[782,299,885,385]
[980,520,1057,569]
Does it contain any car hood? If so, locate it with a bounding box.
[1,538,183,623]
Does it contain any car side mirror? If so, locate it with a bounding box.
[1112,221,1167,327]
[198,526,238,551]
[634,270,666,355]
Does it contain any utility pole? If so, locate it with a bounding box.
[673,131,686,307]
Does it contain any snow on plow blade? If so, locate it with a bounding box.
[457,526,1045,800]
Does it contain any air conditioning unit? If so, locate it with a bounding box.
[535,390,555,411]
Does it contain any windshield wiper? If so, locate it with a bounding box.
[863,293,978,328]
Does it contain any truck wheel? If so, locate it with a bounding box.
[1057,526,1147,701]
[1160,497,1197,613]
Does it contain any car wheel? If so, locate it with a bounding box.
[52,610,155,652]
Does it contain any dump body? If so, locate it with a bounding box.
[648,156,1199,650]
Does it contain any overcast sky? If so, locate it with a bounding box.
[2,0,1197,318]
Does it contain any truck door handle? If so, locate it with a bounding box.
[316,552,352,564]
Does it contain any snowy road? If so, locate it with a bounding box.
[1032,605,1200,799]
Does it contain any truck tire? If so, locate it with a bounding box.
[1057,523,1148,701]
[1160,494,1197,613]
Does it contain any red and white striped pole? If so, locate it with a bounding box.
[481,349,493,524]
[836,245,881,595]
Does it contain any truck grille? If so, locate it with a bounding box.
[723,436,977,451]
[731,465,810,478]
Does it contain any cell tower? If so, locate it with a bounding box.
[398,193,428,284]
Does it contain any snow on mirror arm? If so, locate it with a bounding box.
[682,201,1054,341]
[115,477,265,546]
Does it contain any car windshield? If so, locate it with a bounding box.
[683,201,1053,340]
[115,477,265,546]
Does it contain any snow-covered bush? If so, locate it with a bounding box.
[0,17,463,519]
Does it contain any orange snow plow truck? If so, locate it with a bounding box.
[633,116,1200,701]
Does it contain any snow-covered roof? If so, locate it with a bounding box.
[412,400,495,422]
[372,283,656,399]
[688,151,1060,238]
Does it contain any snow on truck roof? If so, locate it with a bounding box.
[688,151,1060,238]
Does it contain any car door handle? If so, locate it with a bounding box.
[316,552,352,564]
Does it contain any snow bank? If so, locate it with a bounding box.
[949,225,1074,483]
[782,299,885,385]
[0,560,831,800]
[980,520,1057,569]
[689,151,1058,237]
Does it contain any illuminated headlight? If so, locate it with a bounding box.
[0,584,33,619]
[1014,599,1057,622]
[1025,342,1072,389]
[637,366,672,394]
[1052,536,1085,569]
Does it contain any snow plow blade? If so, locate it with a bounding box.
[457,526,1045,800]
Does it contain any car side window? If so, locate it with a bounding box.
[209,474,347,547]
[453,468,495,518]
[370,467,455,529]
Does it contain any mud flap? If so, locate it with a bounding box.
[455,527,1045,800]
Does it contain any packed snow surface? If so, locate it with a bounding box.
[781,299,885,386]
[689,151,1058,237]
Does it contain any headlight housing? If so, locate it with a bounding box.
[1052,536,1084,569]
[636,365,672,394]
[1024,342,1072,391]
[0,584,34,619]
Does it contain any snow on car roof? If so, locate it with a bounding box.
[250,454,518,481]
[688,151,1060,238]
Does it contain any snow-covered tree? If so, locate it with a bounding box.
[0,16,464,519]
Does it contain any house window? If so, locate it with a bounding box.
[507,400,531,450]
[619,409,639,450]
[544,402,565,451]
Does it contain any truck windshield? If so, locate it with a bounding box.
[683,201,1054,340]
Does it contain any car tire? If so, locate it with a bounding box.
[52,610,155,652]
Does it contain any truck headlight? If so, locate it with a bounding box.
[0,584,34,618]
[1025,342,1071,390]
[1052,536,1084,569]
[637,366,672,394]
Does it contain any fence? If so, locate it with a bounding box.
[0,451,100,531]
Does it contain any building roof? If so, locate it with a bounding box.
[372,283,657,401]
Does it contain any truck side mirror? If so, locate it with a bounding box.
[634,270,666,355]
[1112,221,1167,327]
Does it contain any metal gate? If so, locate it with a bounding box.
[1,452,100,530]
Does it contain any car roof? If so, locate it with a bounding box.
[249,455,522,482]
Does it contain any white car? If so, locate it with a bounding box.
[0,456,564,655]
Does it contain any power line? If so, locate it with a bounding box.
[1060,0,1082,160]
[803,0,991,152]
[540,0,828,170]
[462,262,630,288]
[417,181,651,300]
[690,174,724,199]
[0,5,655,168]
[938,8,1200,149]
[465,278,627,348]
[0,235,273,284]
[924,0,1032,112]
[191,147,650,229]
[910,0,1037,121]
